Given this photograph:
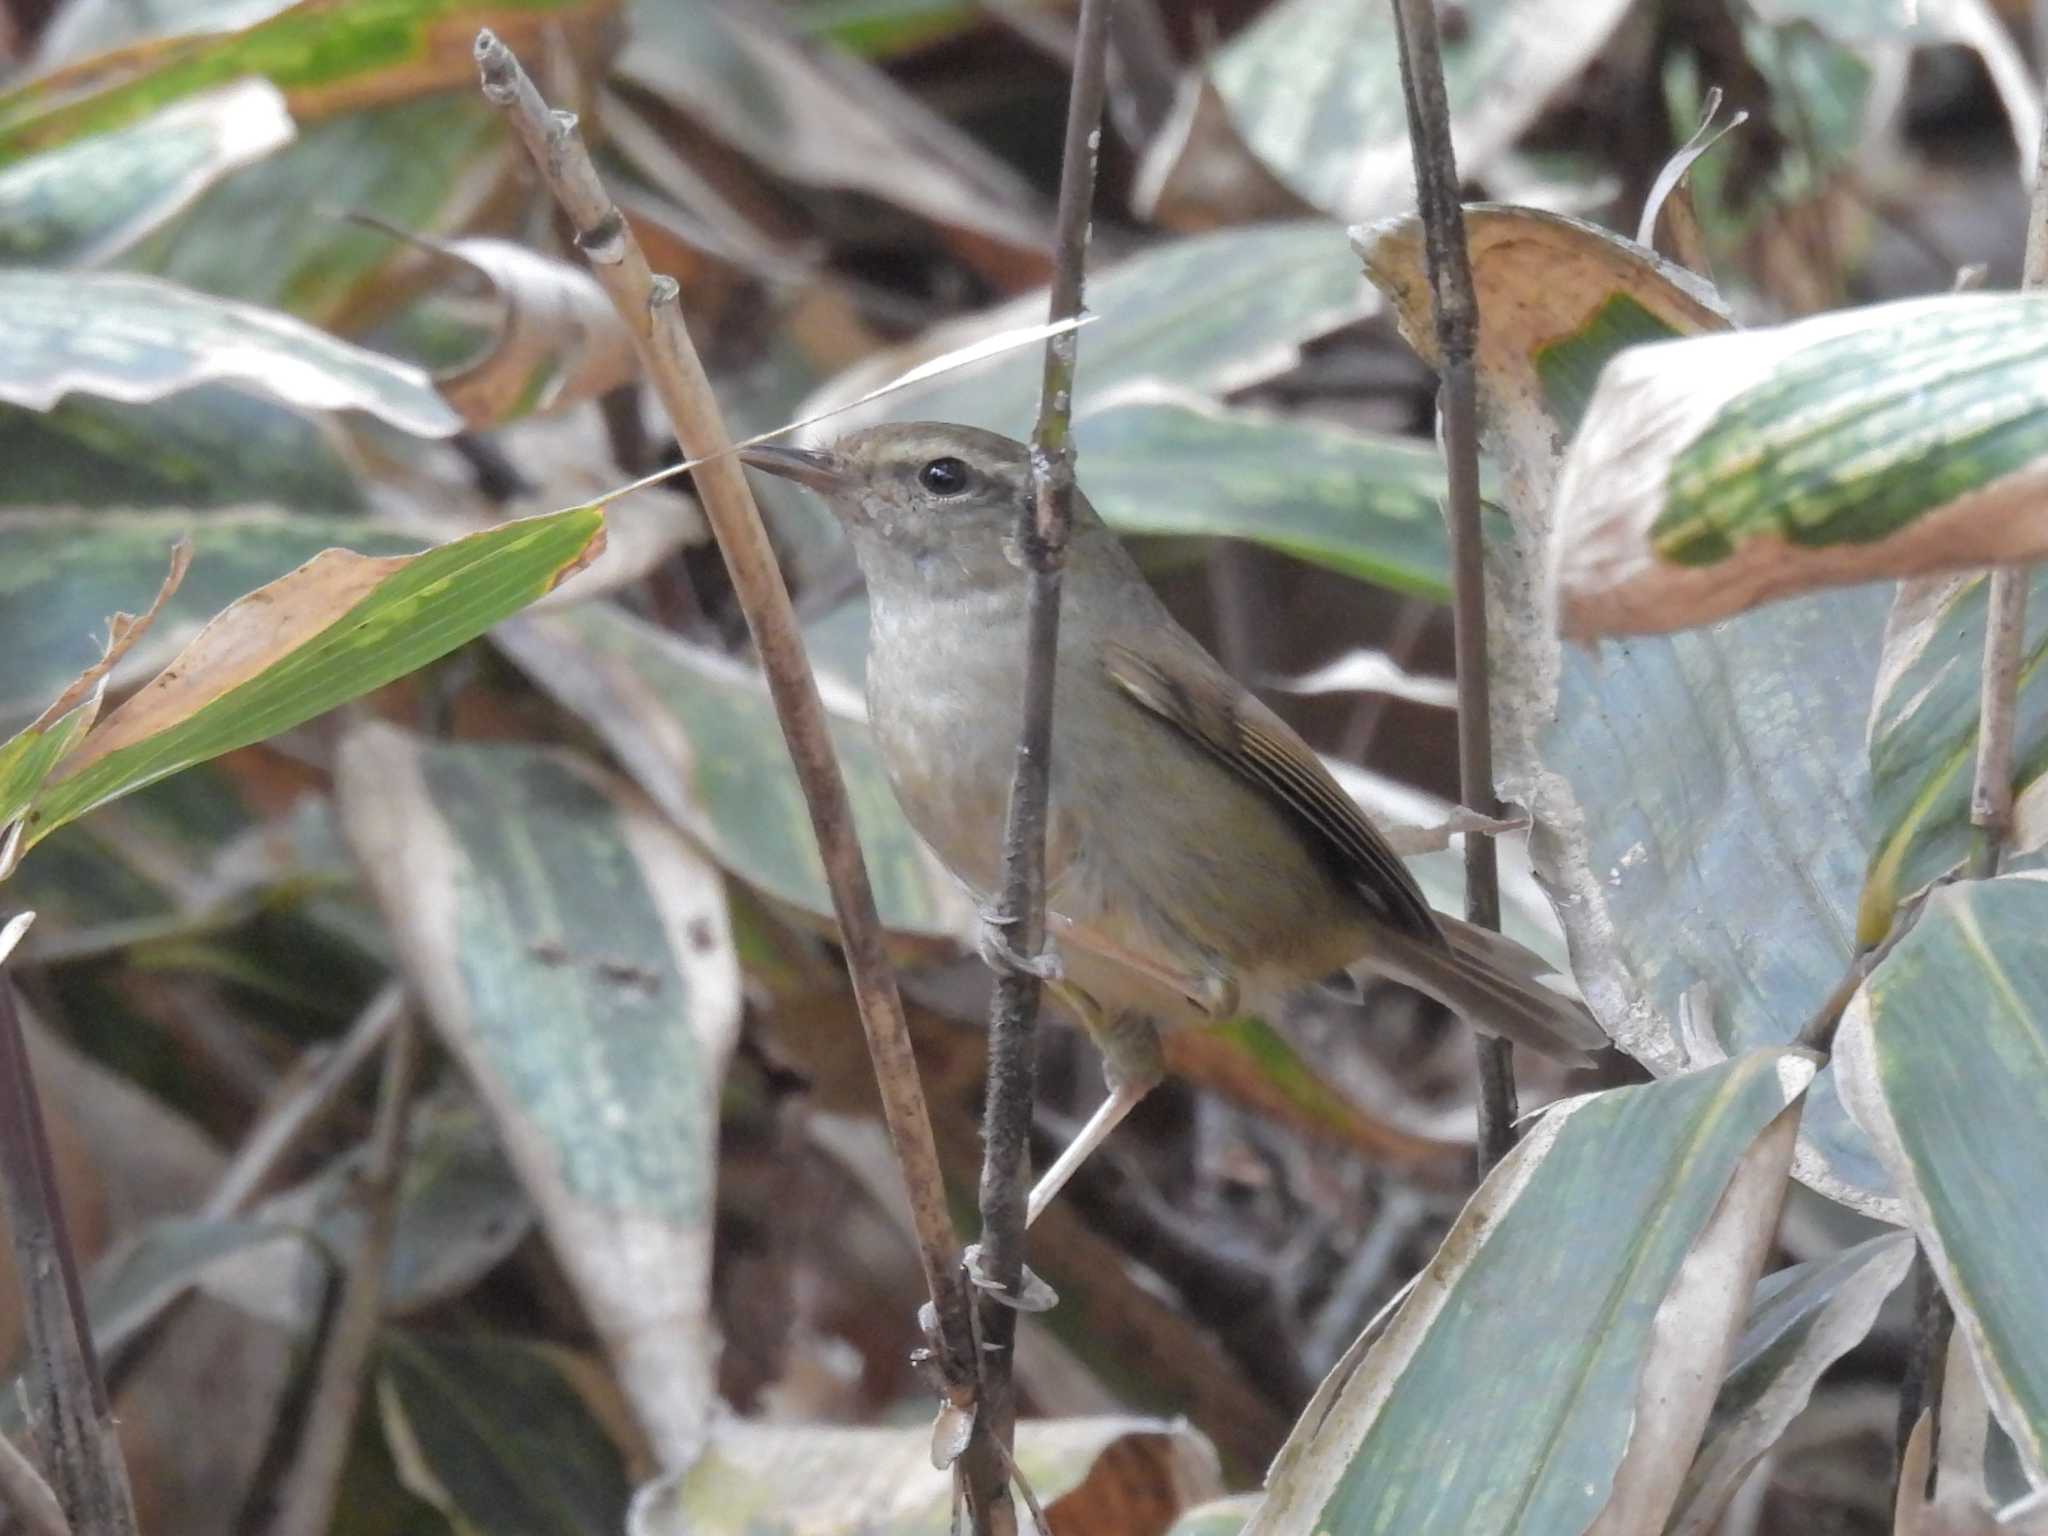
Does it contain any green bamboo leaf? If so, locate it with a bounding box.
[340,725,740,1459]
[1072,395,1451,597]
[10,505,604,863]
[0,270,460,436]
[378,1332,632,1535]
[1246,1052,1813,1536]
[806,221,1378,434]
[1,509,422,737]
[0,386,367,510]
[1551,294,2048,639]
[1861,569,2048,940]
[0,79,293,267]
[1836,877,2048,1482]
[0,0,619,163]
[1359,202,1894,1217]
[134,93,515,327]
[494,602,976,944]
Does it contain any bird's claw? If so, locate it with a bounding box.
[976,908,1063,982]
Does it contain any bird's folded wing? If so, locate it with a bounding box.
[1101,638,1442,941]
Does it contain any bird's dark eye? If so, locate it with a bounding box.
[917,456,970,496]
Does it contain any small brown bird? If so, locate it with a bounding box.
[744,423,1602,1221]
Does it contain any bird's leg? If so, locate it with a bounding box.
[1027,998,1164,1226]
[977,902,1064,982]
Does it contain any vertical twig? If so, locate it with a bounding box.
[1388,0,1516,1172]
[969,2,1113,1529]
[0,974,139,1536]
[267,1011,420,1536]
[471,27,985,1467]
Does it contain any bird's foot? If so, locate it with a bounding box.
[976,905,1063,982]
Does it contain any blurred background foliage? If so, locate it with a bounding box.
[1,0,2045,1533]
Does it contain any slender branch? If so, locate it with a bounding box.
[0,976,139,1536]
[1968,569,2028,878]
[968,3,1113,1529]
[267,1011,420,1536]
[204,982,403,1219]
[472,29,983,1425]
[1388,0,1516,1172]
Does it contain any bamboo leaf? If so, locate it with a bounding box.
[0,80,293,267]
[1836,876,2048,1481]
[0,270,461,435]
[7,505,604,868]
[339,725,740,1461]
[1551,294,2048,639]
[1245,1052,1813,1536]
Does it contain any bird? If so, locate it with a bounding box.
[741,422,1603,1222]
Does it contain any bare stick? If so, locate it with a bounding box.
[472,31,982,1419]
[205,981,402,1219]
[0,977,138,1536]
[1969,571,2028,878]
[968,3,1113,1528]
[1389,0,1516,1172]
[267,1011,419,1536]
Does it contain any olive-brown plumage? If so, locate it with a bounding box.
[743,423,1604,1218]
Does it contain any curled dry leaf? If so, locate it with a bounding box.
[412,237,642,430]
[1551,294,2048,640]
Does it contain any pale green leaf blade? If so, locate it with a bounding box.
[0,79,293,267]
[1206,0,1635,220]
[1073,396,1451,597]
[494,603,977,944]
[340,725,740,1460]
[134,94,514,327]
[22,505,605,849]
[0,270,460,435]
[1247,1052,1814,1536]
[1664,1232,1916,1535]
[805,221,1377,436]
[0,387,367,510]
[1836,876,2048,1481]
[1552,294,2048,639]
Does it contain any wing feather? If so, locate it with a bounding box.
[1103,639,1441,941]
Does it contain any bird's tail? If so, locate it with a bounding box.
[1371,916,1607,1067]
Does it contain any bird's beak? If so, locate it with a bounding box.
[738,443,851,495]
